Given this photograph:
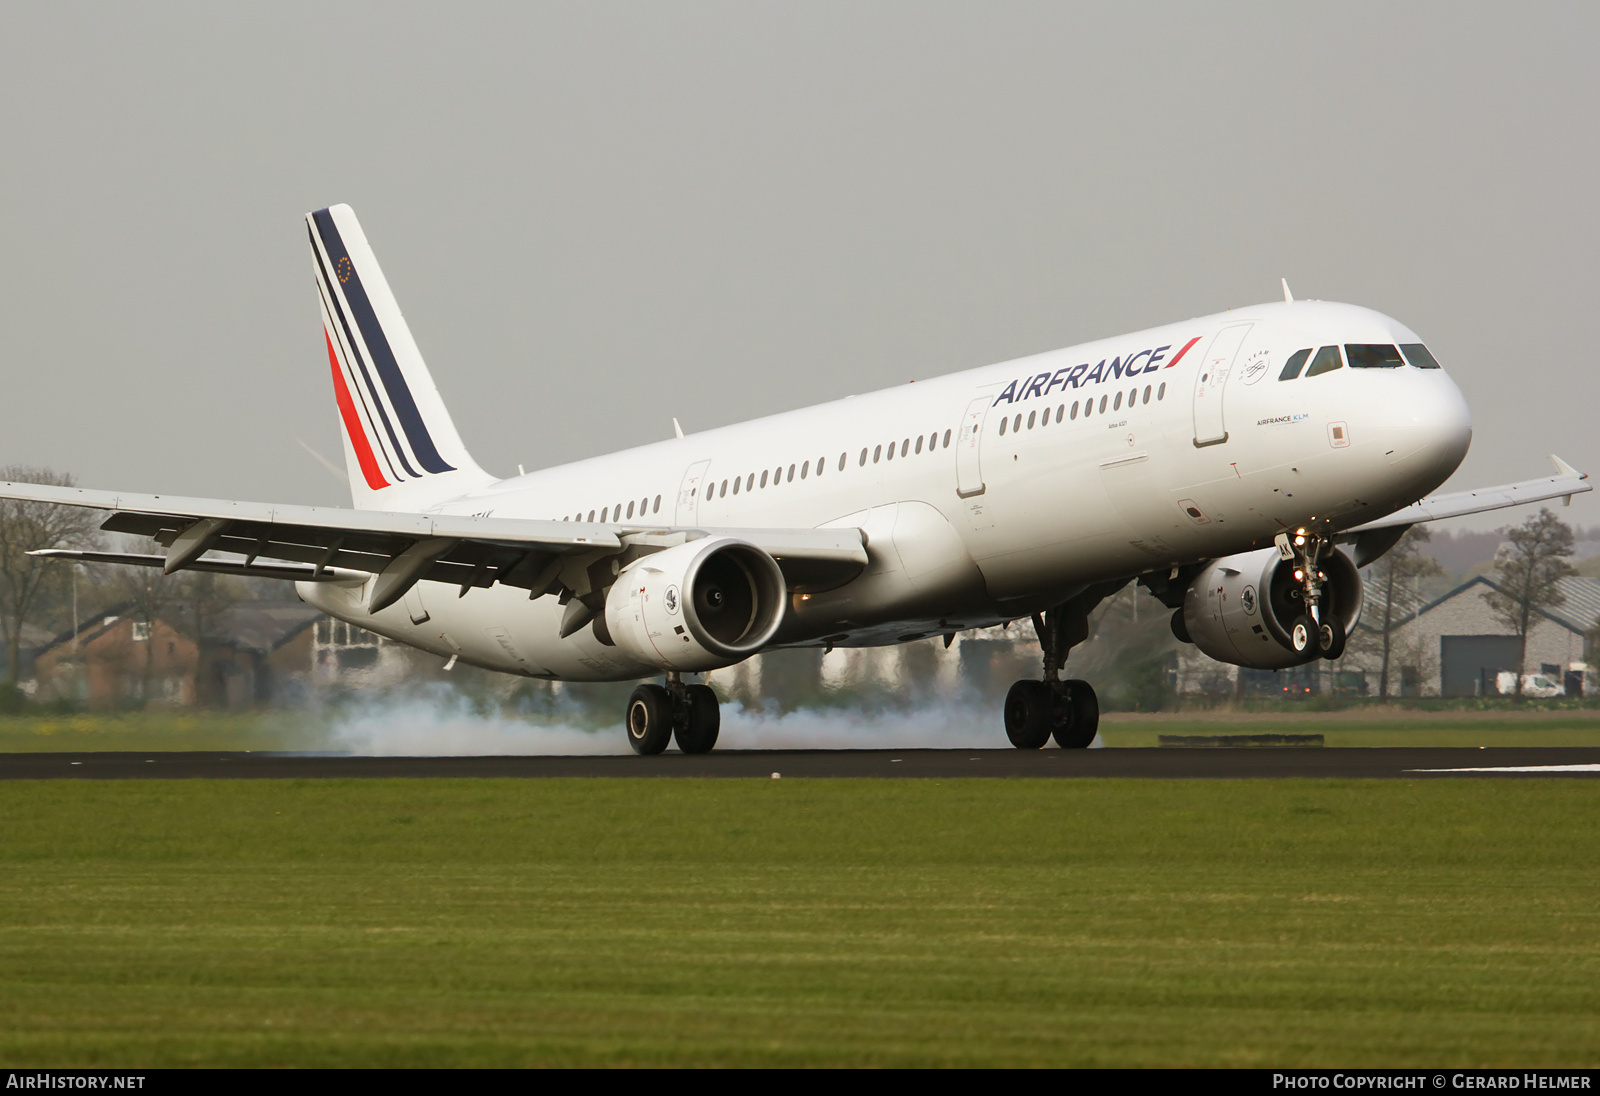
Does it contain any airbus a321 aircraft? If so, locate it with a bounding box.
[8,205,1590,753]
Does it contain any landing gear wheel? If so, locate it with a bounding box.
[1318,614,1346,661]
[675,683,721,754]
[1052,679,1099,749]
[1289,614,1315,655]
[1004,680,1053,749]
[625,684,673,755]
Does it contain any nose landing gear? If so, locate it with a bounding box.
[626,673,721,755]
[1277,529,1344,660]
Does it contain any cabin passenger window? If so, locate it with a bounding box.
[785,464,793,482]
[1027,411,1036,429]
[1400,343,1442,369]
[1279,348,1312,380]
[1070,401,1079,420]
[800,461,809,480]
[1143,385,1151,404]
[745,475,753,492]
[859,448,868,466]
[760,470,769,488]
[653,495,661,513]
[731,478,740,495]
[1113,392,1122,411]
[816,456,825,476]
[1083,399,1092,419]
[873,445,882,462]
[999,418,1008,436]
[598,507,607,522]
[839,453,847,471]
[942,429,951,447]
[720,481,728,498]
[1056,404,1065,422]
[1305,345,1343,377]
[885,441,895,460]
[1099,396,1108,413]
[915,435,924,454]
[1157,382,1166,400]
[1346,344,1405,369]
[628,500,636,517]
[901,439,909,457]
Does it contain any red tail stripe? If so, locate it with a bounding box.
[325,329,389,490]
[1166,335,1202,368]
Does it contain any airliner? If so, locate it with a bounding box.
[8,205,1589,753]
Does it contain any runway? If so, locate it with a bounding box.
[3,747,1599,780]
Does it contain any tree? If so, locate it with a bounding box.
[0,467,99,686]
[1365,526,1443,699]
[1483,509,1576,699]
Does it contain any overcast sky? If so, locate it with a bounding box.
[2,2,1595,534]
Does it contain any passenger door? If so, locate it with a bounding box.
[1191,323,1252,447]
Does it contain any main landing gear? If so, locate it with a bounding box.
[626,673,720,755]
[1002,590,1115,749]
[1277,529,1345,661]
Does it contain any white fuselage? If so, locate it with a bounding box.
[300,299,1472,681]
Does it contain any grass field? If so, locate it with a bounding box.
[0,778,1596,1067]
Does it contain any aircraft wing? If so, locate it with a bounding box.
[0,481,868,610]
[1343,455,1591,534]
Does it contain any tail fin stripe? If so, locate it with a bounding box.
[325,329,390,490]
[309,226,421,480]
[320,289,402,484]
[311,210,456,475]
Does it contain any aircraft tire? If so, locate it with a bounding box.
[1318,615,1346,661]
[626,684,673,755]
[676,684,721,754]
[1004,680,1053,749]
[1289,615,1315,655]
[1052,679,1099,749]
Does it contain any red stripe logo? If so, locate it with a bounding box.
[325,329,389,490]
[1166,336,1203,368]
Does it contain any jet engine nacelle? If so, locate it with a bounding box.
[1181,545,1363,670]
[603,536,786,672]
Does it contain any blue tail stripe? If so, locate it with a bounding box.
[308,224,419,481]
[312,209,455,475]
[312,255,405,484]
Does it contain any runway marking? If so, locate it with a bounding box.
[1406,764,1600,773]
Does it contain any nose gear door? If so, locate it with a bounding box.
[1191,323,1252,447]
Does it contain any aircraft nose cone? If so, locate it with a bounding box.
[1387,373,1472,489]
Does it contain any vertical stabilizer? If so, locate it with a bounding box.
[308,204,492,511]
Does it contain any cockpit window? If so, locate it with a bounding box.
[1399,343,1442,369]
[1304,345,1343,377]
[1345,344,1405,368]
[1278,348,1312,381]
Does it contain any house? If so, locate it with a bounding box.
[30,598,410,708]
[1371,575,1598,697]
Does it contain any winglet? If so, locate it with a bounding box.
[1550,453,1583,479]
[1550,454,1585,505]
[1281,278,1294,304]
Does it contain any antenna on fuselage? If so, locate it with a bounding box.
[1281,278,1294,304]
[672,418,685,439]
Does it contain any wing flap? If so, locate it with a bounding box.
[0,481,868,596]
